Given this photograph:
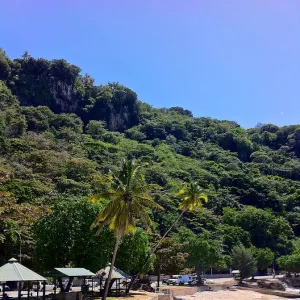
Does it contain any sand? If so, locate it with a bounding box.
[185,290,289,300]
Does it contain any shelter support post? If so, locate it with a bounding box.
[27,281,30,298]
[18,281,21,300]
[53,278,56,300]
[82,278,85,295]
[42,280,46,300]
[2,283,5,299]
[37,282,39,298]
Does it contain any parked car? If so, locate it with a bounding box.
[0,285,10,292]
[33,281,55,292]
[205,279,215,284]
[85,279,98,288]
[166,275,181,285]
[190,276,199,285]
[160,274,169,283]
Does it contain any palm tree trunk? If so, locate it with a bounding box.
[126,210,186,293]
[102,234,121,300]
[65,277,74,292]
[152,210,186,254]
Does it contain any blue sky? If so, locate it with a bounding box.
[0,0,299,128]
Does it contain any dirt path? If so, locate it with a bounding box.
[186,290,288,300]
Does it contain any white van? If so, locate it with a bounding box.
[167,275,193,285]
[166,275,180,285]
[177,275,193,285]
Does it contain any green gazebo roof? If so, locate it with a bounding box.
[53,268,95,277]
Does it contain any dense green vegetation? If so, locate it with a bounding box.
[1,49,300,277]
[231,245,257,282]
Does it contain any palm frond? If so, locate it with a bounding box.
[177,182,208,212]
[89,159,161,237]
[89,192,118,203]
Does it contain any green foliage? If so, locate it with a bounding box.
[0,81,18,109]
[231,245,257,281]
[116,229,153,274]
[153,237,187,275]
[81,82,140,131]
[1,50,300,272]
[221,225,251,253]
[34,197,115,272]
[251,247,274,271]
[186,233,223,277]
[86,120,106,139]
[222,207,294,255]
[277,252,300,273]
[90,159,162,237]
[177,181,208,211]
[0,50,11,80]
[172,227,196,244]
[22,106,55,132]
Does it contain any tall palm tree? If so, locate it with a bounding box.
[151,181,208,253]
[90,159,162,300]
[126,181,207,292]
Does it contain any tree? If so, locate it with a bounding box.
[34,197,154,292]
[116,229,153,275]
[277,247,300,275]
[221,225,251,253]
[90,159,162,300]
[34,197,115,274]
[169,107,193,117]
[0,170,50,265]
[3,49,300,297]
[286,254,300,274]
[186,234,223,284]
[251,247,274,272]
[152,182,208,254]
[222,207,294,255]
[231,245,257,282]
[0,50,11,80]
[22,51,31,60]
[153,237,186,287]
[126,181,208,292]
[86,120,106,140]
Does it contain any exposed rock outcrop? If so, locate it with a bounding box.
[257,281,286,291]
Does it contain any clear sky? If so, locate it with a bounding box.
[0,0,299,128]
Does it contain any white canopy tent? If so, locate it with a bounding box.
[96,263,129,279]
[95,264,129,297]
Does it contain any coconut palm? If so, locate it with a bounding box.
[126,181,207,292]
[152,181,208,253]
[90,159,162,300]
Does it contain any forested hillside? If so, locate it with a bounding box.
[0,49,300,274]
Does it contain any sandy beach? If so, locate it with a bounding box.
[186,289,291,300]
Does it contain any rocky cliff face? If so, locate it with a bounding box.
[108,104,133,131]
[0,53,140,131]
[49,78,78,112]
